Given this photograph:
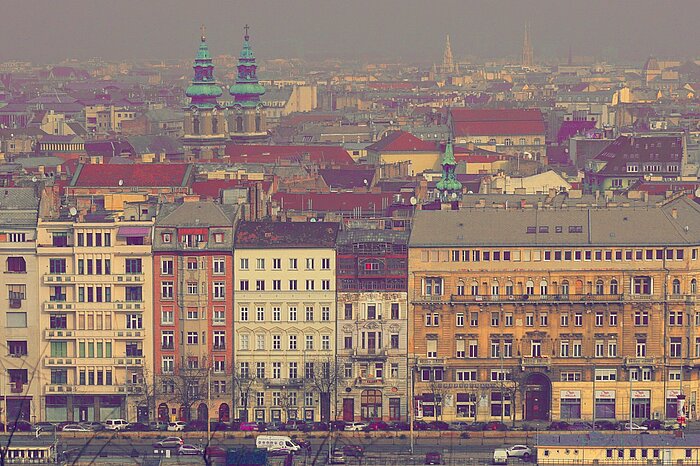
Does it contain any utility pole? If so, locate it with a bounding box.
[207,365,211,440]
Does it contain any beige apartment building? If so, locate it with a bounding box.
[409,195,700,424]
[233,222,339,423]
[37,199,154,422]
[0,188,41,424]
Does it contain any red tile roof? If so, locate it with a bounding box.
[224,144,354,165]
[272,192,398,213]
[366,131,437,152]
[450,108,545,136]
[70,163,192,187]
[191,179,272,199]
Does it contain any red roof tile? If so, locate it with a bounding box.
[366,131,436,152]
[450,108,545,136]
[191,179,272,199]
[71,163,192,187]
[224,144,354,165]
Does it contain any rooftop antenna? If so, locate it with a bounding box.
[118,179,124,186]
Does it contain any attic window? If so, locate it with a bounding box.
[214,233,224,243]
[539,226,549,233]
[162,233,171,243]
[569,226,583,233]
[526,227,536,234]
[555,226,563,233]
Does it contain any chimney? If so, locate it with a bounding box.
[671,208,678,219]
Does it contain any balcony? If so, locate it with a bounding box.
[351,348,387,360]
[624,356,659,367]
[264,378,305,388]
[520,356,551,369]
[354,377,384,387]
[449,294,624,304]
[44,329,144,339]
[417,358,445,366]
[43,300,145,312]
[44,384,132,395]
[44,357,143,367]
[43,273,145,285]
[212,344,226,351]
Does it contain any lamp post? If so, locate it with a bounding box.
[207,365,211,440]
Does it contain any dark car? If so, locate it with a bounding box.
[388,421,410,431]
[570,421,593,431]
[125,422,149,432]
[266,421,286,431]
[209,421,230,432]
[465,422,486,431]
[204,446,227,458]
[184,421,208,431]
[35,422,56,433]
[330,421,346,431]
[642,419,663,430]
[229,420,242,431]
[548,421,571,431]
[367,421,390,431]
[8,421,32,432]
[594,420,618,431]
[424,452,444,465]
[311,421,329,431]
[413,420,430,431]
[428,420,449,431]
[343,445,364,458]
[483,421,508,431]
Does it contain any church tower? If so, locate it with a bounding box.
[228,25,269,144]
[522,22,534,68]
[182,28,228,160]
[436,138,462,202]
[442,35,455,74]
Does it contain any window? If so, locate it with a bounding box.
[126,314,142,329]
[594,369,617,381]
[213,308,225,324]
[305,306,314,321]
[636,339,647,357]
[289,258,298,270]
[504,313,513,326]
[289,307,297,321]
[670,337,682,358]
[289,280,297,290]
[256,280,265,291]
[239,334,249,350]
[633,276,652,295]
[213,258,225,274]
[561,313,569,327]
[456,313,464,327]
[424,277,442,295]
[240,307,249,321]
[187,282,198,295]
[161,259,173,275]
[305,279,314,290]
[305,258,314,270]
[187,332,199,345]
[322,279,331,290]
[609,312,618,326]
[470,312,478,327]
[491,312,499,326]
[574,312,583,326]
[240,258,249,270]
[539,313,548,326]
[6,257,26,273]
[161,281,173,299]
[256,258,265,270]
[49,258,66,274]
[525,313,534,326]
[272,258,281,270]
[239,280,249,291]
[634,311,649,326]
[595,312,604,327]
[161,309,174,324]
[213,282,225,299]
[289,335,297,350]
[322,306,330,321]
[468,340,478,358]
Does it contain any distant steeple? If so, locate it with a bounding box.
[442,34,455,73]
[522,22,534,68]
[436,138,462,201]
[229,24,266,108]
[185,27,223,109]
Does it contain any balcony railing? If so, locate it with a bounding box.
[449,294,624,303]
[417,358,445,366]
[43,273,145,285]
[264,378,305,388]
[521,356,551,368]
[624,356,659,367]
[351,348,387,360]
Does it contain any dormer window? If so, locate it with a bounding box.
[162,233,171,243]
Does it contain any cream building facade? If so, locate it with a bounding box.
[233,222,339,423]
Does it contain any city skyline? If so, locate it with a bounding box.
[1,0,699,63]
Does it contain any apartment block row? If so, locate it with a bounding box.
[4,185,700,426]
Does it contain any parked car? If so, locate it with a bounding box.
[34,422,56,433]
[204,446,227,458]
[296,438,312,451]
[424,452,444,465]
[413,420,430,431]
[548,421,571,431]
[240,421,260,431]
[167,421,187,432]
[81,422,104,432]
[344,421,369,431]
[229,420,242,431]
[493,448,509,465]
[62,424,91,432]
[388,421,410,431]
[178,444,203,456]
[571,422,593,430]
[483,421,508,431]
[506,445,533,459]
[5,421,32,432]
[465,422,486,431]
[284,420,306,431]
[328,449,345,464]
[149,421,168,431]
[449,421,471,431]
[311,421,329,431]
[266,421,286,431]
[642,419,663,430]
[104,419,129,431]
[343,445,364,458]
[428,420,450,431]
[367,421,390,431]
[594,420,618,430]
[184,420,208,431]
[210,421,230,432]
[330,421,346,431]
[153,437,184,448]
[621,422,648,431]
[126,422,149,432]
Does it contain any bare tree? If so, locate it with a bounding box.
[427,377,449,421]
[501,368,528,427]
[130,366,158,422]
[160,356,209,422]
[305,355,344,422]
[231,362,257,422]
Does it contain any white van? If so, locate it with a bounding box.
[104,419,129,431]
[493,448,509,465]
[256,435,301,454]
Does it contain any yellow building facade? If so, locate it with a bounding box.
[408,197,700,423]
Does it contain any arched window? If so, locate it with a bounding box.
[236,116,243,132]
[672,279,681,295]
[456,280,465,296]
[525,280,534,295]
[691,279,697,294]
[360,389,382,421]
[505,280,514,296]
[504,138,512,146]
[610,279,619,295]
[491,280,499,296]
[470,280,479,296]
[561,280,569,296]
[519,137,526,146]
[540,280,548,296]
[595,279,604,295]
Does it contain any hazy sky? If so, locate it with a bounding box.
[1,0,699,64]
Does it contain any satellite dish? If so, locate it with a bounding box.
[118,179,124,186]
[69,207,78,216]
[451,192,458,199]
[31,176,37,182]
[410,196,417,205]
[363,179,368,186]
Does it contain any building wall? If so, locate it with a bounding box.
[408,244,700,423]
[232,247,336,423]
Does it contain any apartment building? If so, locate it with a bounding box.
[0,188,41,423]
[153,201,240,423]
[408,195,700,423]
[233,221,339,423]
[37,201,154,423]
[336,229,409,422]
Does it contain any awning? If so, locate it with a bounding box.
[117,226,151,237]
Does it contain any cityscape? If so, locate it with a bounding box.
[1,0,700,464]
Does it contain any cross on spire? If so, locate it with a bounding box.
[200,24,206,42]
[244,24,250,40]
